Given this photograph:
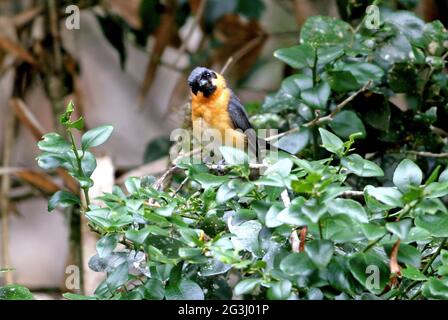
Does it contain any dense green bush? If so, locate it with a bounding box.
[36,7,448,300]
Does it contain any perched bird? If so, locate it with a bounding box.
[187,66,283,162]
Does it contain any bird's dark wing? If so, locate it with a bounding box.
[227,91,253,131]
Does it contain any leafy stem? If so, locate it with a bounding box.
[67,125,90,208]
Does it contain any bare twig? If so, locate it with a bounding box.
[430,125,448,138]
[266,81,372,142]
[172,176,189,196]
[12,5,43,28]
[0,34,38,66]
[341,190,365,198]
[407,151,448,159]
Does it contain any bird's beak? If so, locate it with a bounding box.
[199,79,208,87]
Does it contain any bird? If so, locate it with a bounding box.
[187,66,286,163]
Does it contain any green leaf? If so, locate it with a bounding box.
[178,228,202,247]
[422,277,448,300]
[425,181,448,198]
[305,239,334,268]
[264,159,293,177]
[81,125,114,151]
[327,198,369,223]
[361,223,387,241]
[216,181,237,204]
[48,191,80,212]
[393,159,423,192]
[277,198,310,226]
[364,186,404,208]
[439,167,448,182]
[275,129,310,154]
[38,133,71,153]
[319,128,344,155]
[321,215,365,243]
[62,293,97,300]
[219,146,248,166]
[329,111,366,139]
[401,266,427,281]
[327,256,358,295]
[96,234,119,258]
[228,220,262,254]
[265,203,284,228]
[327,71,360,92]
[125,228,151,245]
[165,279,204,300]
[300,15,354,47]
[106,262,129,291]
[0,285,34,300]
[317,46,345,65]
[234,278,262,296]
[301,81,331,110]
[341,154,384,177]
[385,219,413,240]
[415,212,448,237]
[348,253,390,294]
[193,173,228,189]
[155,202,176,217]
[143,278,165,300]
[273,44,315,69]
[267,280,292,300]
[281,74,313,97]
[124,177,141,194]
[280,252,315,276]
[339,62,384,85]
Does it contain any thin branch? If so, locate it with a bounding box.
[266,81,372,142]
[407,151,448,159]
[430,125,448,138]
[341,190,365,198]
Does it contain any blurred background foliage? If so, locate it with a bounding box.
[0,0,447,299]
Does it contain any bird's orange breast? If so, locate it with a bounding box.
[191,75,234,134]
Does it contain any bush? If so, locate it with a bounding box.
[36,8,448,300]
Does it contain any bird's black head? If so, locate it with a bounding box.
[188,67,218,97]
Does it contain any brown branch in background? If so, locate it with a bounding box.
[47,0,62,73]
[10,98,45,140]
[266,81,372,142]
[0,167,61,195]
[1,111,15,285]
[139,0,176,108]
[220,34,266,75]
[10,98,78,193]
[173,0,205,68]
[0,34,38,66]
[12,5,43,28]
